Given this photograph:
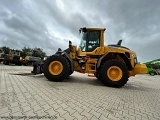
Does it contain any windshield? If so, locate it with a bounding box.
[79,30,100,52]
[11,51,19,55]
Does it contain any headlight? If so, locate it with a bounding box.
[134,57,138,64]
[132,54,135,57]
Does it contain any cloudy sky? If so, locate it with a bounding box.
[0,0,160,62]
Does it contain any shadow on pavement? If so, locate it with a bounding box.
[63,75,105,86]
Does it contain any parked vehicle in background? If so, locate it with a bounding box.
[149,69,160,76]
[23,51,41,66]
[0,48,6,63]
[144,58,160,73]
[3,49,22,65]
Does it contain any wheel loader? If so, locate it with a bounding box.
[0,48,5,63]
[3,49,22,65]
[23,51,41,66]
[149,69,160,76]
[32,27,147,87]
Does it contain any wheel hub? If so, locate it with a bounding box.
[49,61,63,75]
[107,66,122,81]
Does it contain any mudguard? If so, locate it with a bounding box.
[97,52,133,70]
[31,48,74,75]
[59,51,74,74]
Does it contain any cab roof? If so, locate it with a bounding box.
[80,27,106,32]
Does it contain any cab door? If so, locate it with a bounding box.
[86,30,100,52]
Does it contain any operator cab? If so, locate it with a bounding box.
[11,50,20,56]
[79,28,101,52]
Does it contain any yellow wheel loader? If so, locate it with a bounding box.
[0,48,5,63]
[23,51,41,66]
[32,27,147,87]
[3,49,22,65]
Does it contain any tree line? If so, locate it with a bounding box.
[1,46,47,59]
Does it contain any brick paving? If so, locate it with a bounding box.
[0,64,160,120]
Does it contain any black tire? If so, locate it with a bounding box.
[64,58,73,76]
[24,62,28,66]
[149,71,155,76]
[4,60,9,65]
[63,55,74,76]
[40,64,44,73]
[99,60,129,88]
[94,72,100,80]
[43,55,70,82]
[16,62,22,66]
[69,70,74,76]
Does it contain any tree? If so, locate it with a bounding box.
[1,46,10,54]
[1,46,47,59]
[21,47,32,58]
[32,47,46,59]
[21,47,46,59]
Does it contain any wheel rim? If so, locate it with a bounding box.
[49,61,63,75]
[107,66,122,81]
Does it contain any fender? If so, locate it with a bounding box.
[56,50,74,74]
[97,52,133,70]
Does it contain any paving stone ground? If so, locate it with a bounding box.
[0,64,160,120]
